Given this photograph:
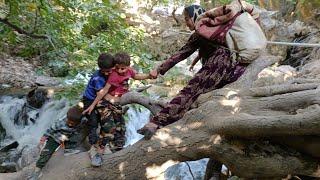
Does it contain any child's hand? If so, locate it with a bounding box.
[83,105,94,115]
[40,136,47,144]
[38,136,47,151]
[189,65,194,72]
[149,69,158,79]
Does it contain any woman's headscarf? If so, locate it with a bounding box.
[184,5,206,23]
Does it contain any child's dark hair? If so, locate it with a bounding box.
[114,52,130,66]
[98,53,114,69]
[67,106,83,125]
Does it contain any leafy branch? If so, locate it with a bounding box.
[0,17,48,39]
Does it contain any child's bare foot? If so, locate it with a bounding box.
[137,122,158,140]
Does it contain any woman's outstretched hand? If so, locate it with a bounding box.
[149,69,158,79]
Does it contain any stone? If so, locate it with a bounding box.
[27,88,49,109]
[0,53,36,88]
[35,76,61,86]
[287,20,307,38]
[165,159,209,180]
[259,10,278,31]
[0,162,17,173]
[0,141,19,153]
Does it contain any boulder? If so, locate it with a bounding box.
[27,88,49,109]
[35,76,61,86]
[0,141,19,153]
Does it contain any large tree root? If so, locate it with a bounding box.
[1,54,320,179]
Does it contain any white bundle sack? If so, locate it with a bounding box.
[226,1,267,63]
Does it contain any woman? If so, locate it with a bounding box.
[138,4,249,138]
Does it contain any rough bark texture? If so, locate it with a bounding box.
[1,53,320,179]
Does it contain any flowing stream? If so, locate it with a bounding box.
[0,95,208,179]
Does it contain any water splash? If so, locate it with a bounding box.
[0,96,69,148]
[125,105,150,146]
[0,96,214,179]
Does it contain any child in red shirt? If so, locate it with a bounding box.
[83,52,152,114]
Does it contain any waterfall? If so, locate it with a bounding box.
[125,105,150,146]
[0,96,69,148]
[0,95,213,179]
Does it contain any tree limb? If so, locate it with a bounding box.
[172,7,181,26]
[210,83,319,98]
[196,53,281,106]
[6,121,318,180]
[0,18,48,39]
[206,107,320,137]
[120,91,165,115]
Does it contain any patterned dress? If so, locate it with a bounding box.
[150,33,247,127]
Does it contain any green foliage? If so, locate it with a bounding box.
[54,82,86,100]
[0,0,157,99]
[0,0,152,75]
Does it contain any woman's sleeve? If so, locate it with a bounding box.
[157,33,200,75]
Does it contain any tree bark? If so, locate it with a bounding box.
[1,54,320,179]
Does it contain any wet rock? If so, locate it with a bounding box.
[13,101,40,126]
[0,162,17,173]
[0,150,21,173]
[27,88,49,109]
[0,141,19,152]
[4,97,27,125]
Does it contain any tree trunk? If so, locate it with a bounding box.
[1,54,320,179]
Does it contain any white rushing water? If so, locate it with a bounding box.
[0,96,69,148]
[125,105,150,146]
[0,95,210,179]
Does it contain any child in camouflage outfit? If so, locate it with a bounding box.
[32,106,84,179]
[95,100,126,152]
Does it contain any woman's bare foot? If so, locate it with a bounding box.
[137,122,158,140]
